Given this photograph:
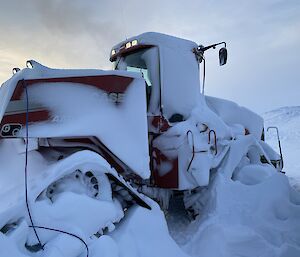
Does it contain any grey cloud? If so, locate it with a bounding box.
[0,0,299,113]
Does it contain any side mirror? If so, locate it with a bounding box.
[219,47,227,66]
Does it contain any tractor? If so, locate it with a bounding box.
[0,32,282,212]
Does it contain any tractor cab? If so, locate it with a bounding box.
[110,32,204,129]
[110,33,208,189]
[109,32,229,189]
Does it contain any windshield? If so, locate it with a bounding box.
[114,47,160,115]
[115,49,152,85]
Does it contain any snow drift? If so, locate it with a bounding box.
[182,170,300,257]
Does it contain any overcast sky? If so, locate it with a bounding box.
[0,0,299,113]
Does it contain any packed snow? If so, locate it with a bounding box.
[172,169,300,257]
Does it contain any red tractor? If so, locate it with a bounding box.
[0,32,282,212]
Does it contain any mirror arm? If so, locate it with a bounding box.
[199,42,226,52]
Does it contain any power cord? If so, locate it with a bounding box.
[23,80,43,248]
[29,225,89,256]
[22,80,89,257]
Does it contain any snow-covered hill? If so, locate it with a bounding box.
[263,106,300,190]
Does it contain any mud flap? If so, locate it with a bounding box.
[106,173,151,210]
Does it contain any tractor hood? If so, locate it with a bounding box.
[0,61,150,179]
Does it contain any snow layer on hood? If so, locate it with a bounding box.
[0,62,150,179]
[0,61,142,124]
[21,79,150,178]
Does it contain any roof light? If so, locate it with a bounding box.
[125,42,132,49]
[26,60,34,68]
[131,39,138,46]
[12,68,20,75]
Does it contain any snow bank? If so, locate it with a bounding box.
[183,171,300,257]
[111,203,189,257]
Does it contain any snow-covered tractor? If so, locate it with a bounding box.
[0,32,283,252]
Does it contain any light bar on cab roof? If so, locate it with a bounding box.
[131,39,138,46]
[110,39,139,59]
[125,42,131,49]
[125,39,138,49]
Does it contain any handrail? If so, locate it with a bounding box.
[186,130,195,172]
[267,126,284,169]
[208,129,217,155]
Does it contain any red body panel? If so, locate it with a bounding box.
[1,74,181,189]
[1,110,50,126]
[0,75,133,137]
[151,147,179,188]
[11,75,133,100]
[149,116,179,189]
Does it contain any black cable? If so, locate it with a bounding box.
[22,80,89,257]
[202,58,206,95]
[29,226,89,257]
[23,80,44,249]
